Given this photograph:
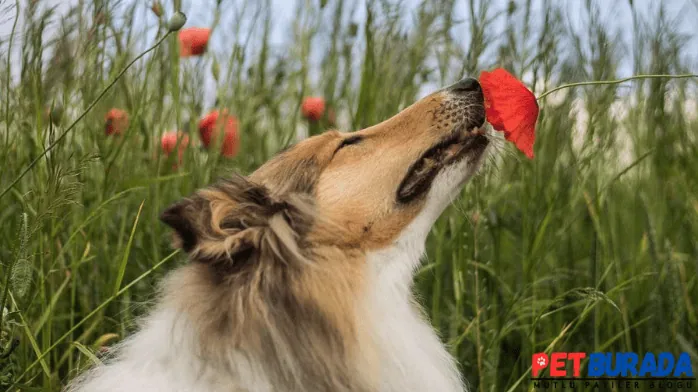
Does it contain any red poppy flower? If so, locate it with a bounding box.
[479,68,539,159]
[161,131,189,166]
[178,28,210,57]
[198,110,240,158]
[105,108,129,136]
[301,97,326,122]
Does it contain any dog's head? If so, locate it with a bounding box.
[161,78,488,266]
[158,78,488,390]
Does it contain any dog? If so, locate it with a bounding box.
[66,77,489,392]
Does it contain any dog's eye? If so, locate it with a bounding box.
[339,135,362,149]
[333,135,363,155]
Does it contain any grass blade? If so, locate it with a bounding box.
[112,200,145,296]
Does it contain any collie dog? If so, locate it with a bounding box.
[67,78,489,392]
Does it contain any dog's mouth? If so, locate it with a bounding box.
[396,124,488,204]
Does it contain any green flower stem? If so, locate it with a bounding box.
[0,32,173,202]
[3,0,20,150]
[537,74,698,101]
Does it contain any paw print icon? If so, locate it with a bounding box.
[532,353,550,377]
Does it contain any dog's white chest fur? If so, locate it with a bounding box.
[365,218,464,392]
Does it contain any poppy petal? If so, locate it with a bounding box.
[198,110,240,158]
[178,28,210,58]
[480,68,539,159]
[301,97,326,121]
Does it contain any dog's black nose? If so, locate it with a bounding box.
[448,77,482,94]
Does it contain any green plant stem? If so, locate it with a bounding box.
[537,74,698,100]
[4,0,20,150]
[0,32,173,202]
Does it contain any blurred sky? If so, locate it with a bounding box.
[0,0,696,101]
[2,0,697,65]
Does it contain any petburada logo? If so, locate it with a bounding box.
[531,352,696,390]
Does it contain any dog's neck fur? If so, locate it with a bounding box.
[67,227,465,392]
[359,163,471,392]
[365,225,464,392]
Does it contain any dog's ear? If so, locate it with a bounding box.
[160,175,314,270]
[159,196,208,253]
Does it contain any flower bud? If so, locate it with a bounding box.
[167,11,187,32]
[150,1,163,18]
[212,58,220,82]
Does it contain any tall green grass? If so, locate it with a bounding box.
[1,1,696,391]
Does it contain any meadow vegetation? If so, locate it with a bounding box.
[0,0,696,390]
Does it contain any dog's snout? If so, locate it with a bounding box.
[448,77,482,95]
[438,77,486,129]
